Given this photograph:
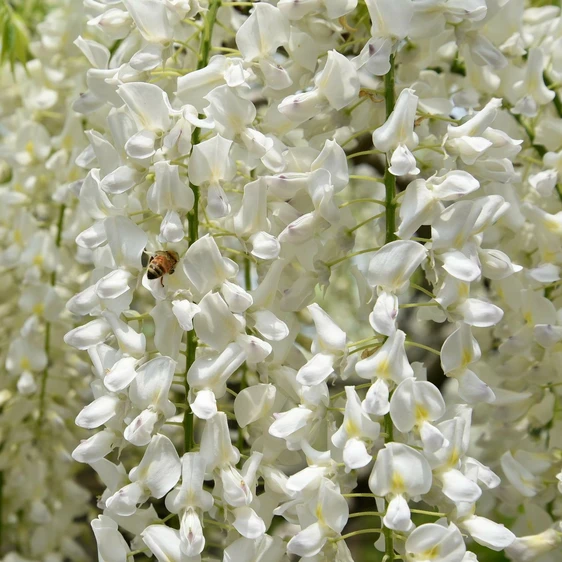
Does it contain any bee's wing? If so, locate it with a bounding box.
[141,251,151,268]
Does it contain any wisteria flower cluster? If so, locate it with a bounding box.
[1,0,562,560]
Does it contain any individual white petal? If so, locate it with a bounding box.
[129,356,176,409]
[118,82,172,132]
[141,525,183,562]
[479,249,522,280]
[134,434,181,498]
[171,299,201,331]
[420,421,447,453]
[252,309,289,341]
[406,523,466,562]
[159,210,184,243]
[441,468,482,503]
[91,515,130,562]
[124,409,159,446]
[106,481,145,517]
[441,250,481,282]
[315,50,360,110]
[72,429,116,463]
[362,378,390,416]
[456,370,495,404]
[76,395,120,429]
[222,280,253,313]
[287,466,327,493]
[237,334,272,364]
[461,516,515,551]
[95,269,134,300]
[456,298,503,327]
[384,495,413,532]
[100,166,143,195]
[179,510,206,556]
[369,442,432,497]
[311,139,349,192]
[234,384,276,428]
[105,215,148,271]
[308,303,347,352]
[367,241,427,292]
[124,130,156,159]
[369,291,399,336]
[269,407,312,439]
[287,522,326,557]
[191,389,217,420]
[103,311,146,357]
[297,352,335,386]
[343,438,372,470]
[236,3,290,61]
[64,318,111,350]
[233,506,266,539]
[501,452,539,497]
[356,329,413,384]
[76,221,107,249]
[389,145,420,176]
[534,324,562,348]
[250,232,280,260]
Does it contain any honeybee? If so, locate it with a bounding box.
[146,250,179,285]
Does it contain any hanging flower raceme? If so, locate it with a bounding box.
[6,0,562,559]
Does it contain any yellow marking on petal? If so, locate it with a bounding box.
[345,418,359,438]
[392,273,403,289]
[415,404,429,423]
[33,255,44,267]
[315,504,325,524]
[461,348,472,367]
[391,471,405,494]
[62,135,73,151]
[14,229,22,244]
[20,358,31,371]
[544,216,562,234]
[422,545,440,559]
[543,250,556,262]
[454,233,464,248]
[458,283,469,300]
[377,357,390,379]
[33,303,44,316]
[25,140,34,154]
[523,311,533,324]
[448,447,460,468]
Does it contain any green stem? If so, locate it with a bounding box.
[182,0,221,455]
[346,149,383,160]
[384,53,397,244]
[37,204,65,438]
[381,53,397,562]
[325,246,382,268]
[348,511,384,518]
[404,340,441,356]
[348,211,385,234]
[410,282,436,299]
[183,331,196,454]
[0,470,3,551]
[340,197,385,208]
[331,383,372,401]
[399,302,438,309]
[336,528,383,542]
[197,0,222,71]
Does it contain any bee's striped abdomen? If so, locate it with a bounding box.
[147,264,165,279]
